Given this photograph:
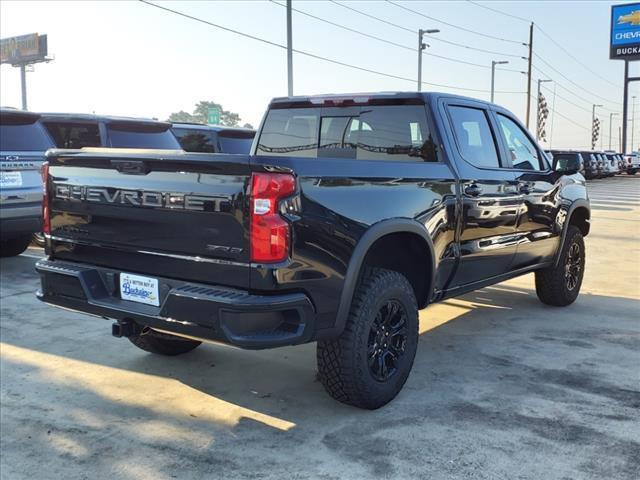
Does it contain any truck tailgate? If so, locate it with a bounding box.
[46,149,252,289]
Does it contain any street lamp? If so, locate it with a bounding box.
[490,60,509,103]
[417,29,440,92]
[632,96,636,153]
[592,104,603,150]
[609,113,618,151]
[536,79,552,141]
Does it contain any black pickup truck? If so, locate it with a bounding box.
[36,92,590,409]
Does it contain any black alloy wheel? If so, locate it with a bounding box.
[368,300,408,382]
[565,242,581,291]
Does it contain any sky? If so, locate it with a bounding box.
[1,0,637,151]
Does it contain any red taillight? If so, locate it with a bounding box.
[250,172,296,263]
[41,162,50,235]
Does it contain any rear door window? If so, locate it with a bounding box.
[42,122,101,148]
[447,106,500,168]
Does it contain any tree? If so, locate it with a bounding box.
[167,110,199,123]
[193,101,241,127]
[167,101,244,126]
[243,123,254,129]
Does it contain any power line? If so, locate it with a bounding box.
[139,0,525,94]
[530,93,590,132]
[465,0,622,91]
[535,25,621,90]
[533,53,619,107]
[532,64,620,114]
[385,0,527,46]
[465,0,530,23]
[329,0,527,60]
[271,0,525,73]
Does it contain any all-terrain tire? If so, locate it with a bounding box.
[128,330,201,356]
[317,267,419,409]
[535,225,585,307]
[0,235,32,258]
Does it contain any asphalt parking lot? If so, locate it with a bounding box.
[1,176,638,480]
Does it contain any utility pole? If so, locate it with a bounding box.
[20,65,27,110]
[592,104,602,150]
[417,28,439,91]
[536,78,552,141]
[286,0,293,96]
[632,96,636,153]
[490,60,509,103]
[525,22,534,129]
[549,83,557,148]
[609,113,618,151]
[619,126,622,152]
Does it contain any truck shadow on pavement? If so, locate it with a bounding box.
[1,255,639,479]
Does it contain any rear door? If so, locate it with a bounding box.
[492,110,560,268]
[441,99,521,287]
[0,112,53,226]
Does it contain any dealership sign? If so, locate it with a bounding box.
[611,3,640,60]
[0,33,48,65]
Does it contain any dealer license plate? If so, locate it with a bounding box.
[119,272,160,306]
[0,171,23,188]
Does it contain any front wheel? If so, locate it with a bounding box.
[535,225,585,306]
[317,267,419,409]
[128,329,201,356]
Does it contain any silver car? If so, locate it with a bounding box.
[0,109,53,257]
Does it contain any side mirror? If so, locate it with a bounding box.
[555,156,581,175]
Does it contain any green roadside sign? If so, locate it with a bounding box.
[207,106,221,124]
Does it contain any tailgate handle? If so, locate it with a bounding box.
[111,160,150,175]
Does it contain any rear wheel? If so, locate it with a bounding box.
[535,225,585,306]
[0,235,32,258]
[317,267,419,409]
[128,329,201,356]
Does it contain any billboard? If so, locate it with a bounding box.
[0,33,48,65]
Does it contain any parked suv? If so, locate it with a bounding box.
[36,92,590,409]
[39,114,181,150]
[0,109,54,257]
[623,152,639,174]
[171,123,256,154]
[548,151,585,178]
[601,152,620,177]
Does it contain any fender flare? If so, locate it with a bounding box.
[330,218,436,337]
[554,199,590,267]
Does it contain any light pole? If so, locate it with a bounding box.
[592,104,603,150]
[417,28,439,91]
[609,113,618,151]
[536,79,552,141]
[632,96,636,153]
[490,60,509,103]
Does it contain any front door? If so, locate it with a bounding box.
[492,112,561,268]
[442,101,521,288]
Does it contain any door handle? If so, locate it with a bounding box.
[518,184,531,195]
[464,184,482,197]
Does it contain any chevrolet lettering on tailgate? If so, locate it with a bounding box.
[54,184,231,212]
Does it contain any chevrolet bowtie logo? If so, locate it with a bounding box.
[618,10,640,26]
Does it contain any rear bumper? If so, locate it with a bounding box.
[35,259,316,349]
